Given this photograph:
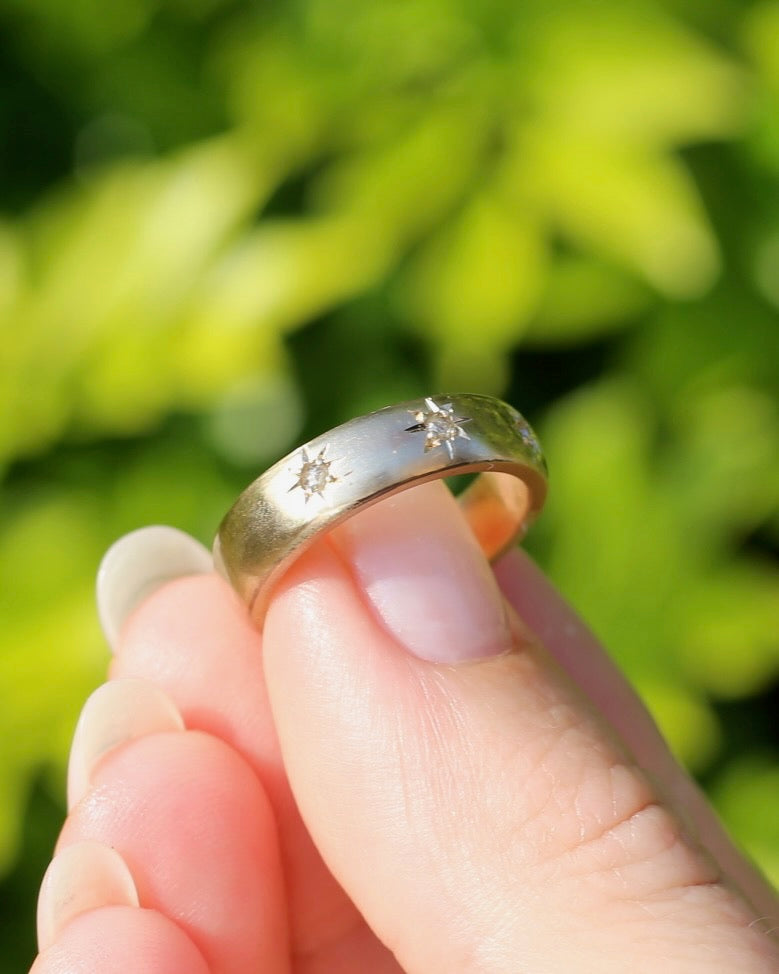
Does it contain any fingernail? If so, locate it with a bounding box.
[334,480,512,663]
[97,525,212,650]
[37,840,139,951]
[67,678,184,809]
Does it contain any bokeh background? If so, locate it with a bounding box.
[1,0,778,966]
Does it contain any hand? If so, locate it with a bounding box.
[31,482,778,973]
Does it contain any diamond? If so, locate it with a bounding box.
[300,461,329,493]
[425,414,460,442]
[517,424,537,449]
[291,446,337,501]
[514,415,543,462]
[405,397,471,458]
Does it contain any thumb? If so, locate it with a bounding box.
[262,481,776,974]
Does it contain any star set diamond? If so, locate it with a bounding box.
[291,446,337,501]
[404,397,471,458]
[514,416,542,461]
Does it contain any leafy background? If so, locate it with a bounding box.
[1,0,777,967]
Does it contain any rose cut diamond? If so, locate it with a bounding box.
[292,446,336,501]
[515,417,542,459]
[405,397,471,458]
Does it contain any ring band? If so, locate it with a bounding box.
[214,394,548,619]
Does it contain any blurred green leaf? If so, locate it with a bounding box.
[526,254,653,343]
[398,193,547,375]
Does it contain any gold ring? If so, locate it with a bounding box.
[214,394,548,620]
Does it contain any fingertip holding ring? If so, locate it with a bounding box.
[67,678,185,810]
[37,841,139,952]
[96,526,213,650]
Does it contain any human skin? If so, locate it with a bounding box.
[31,481,779,973]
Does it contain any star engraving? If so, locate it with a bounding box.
[405,397,471,458]
[291,446,338,501]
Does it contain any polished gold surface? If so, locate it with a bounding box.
[214,395,548,620]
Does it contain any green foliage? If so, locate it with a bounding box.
[0,0,777,964]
